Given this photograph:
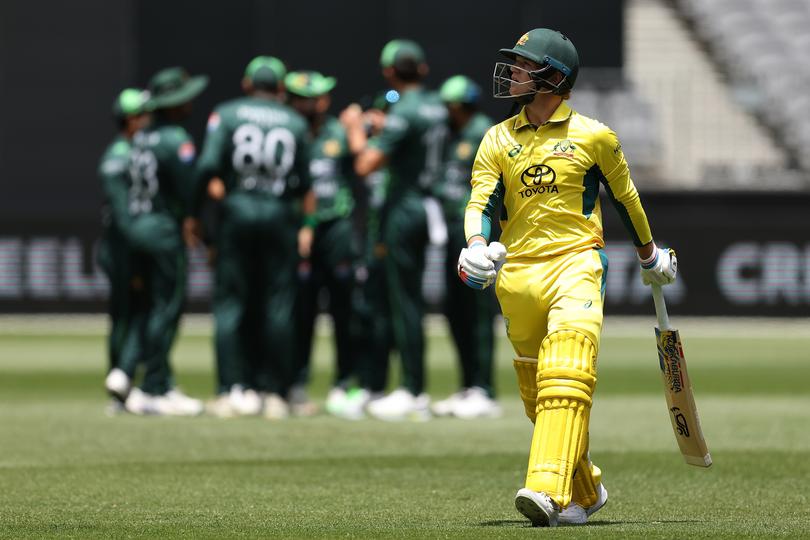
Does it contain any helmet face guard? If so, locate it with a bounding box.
[492,58,572,102]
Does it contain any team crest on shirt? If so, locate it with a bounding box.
[323,139,341,157]
[552,139,577,158]
[178,141,196,162]
[456,142,473,160]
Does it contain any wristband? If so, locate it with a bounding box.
[638,244,658,268]
[303,214,318,229]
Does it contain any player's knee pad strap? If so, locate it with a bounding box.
[526,330,598,508]
[513,357,538,423]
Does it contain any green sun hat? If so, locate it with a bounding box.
[112,88,150,118]
[380,39,425,68]
[499,28,579,89]
[147,67,209,109]
[245,56,286,87]
[285,70,337,98]
[439,75,482,105]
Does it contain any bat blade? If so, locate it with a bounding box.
[655,327,712,467]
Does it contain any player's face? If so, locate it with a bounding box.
[509,57,541,96]
[289,95,318,119]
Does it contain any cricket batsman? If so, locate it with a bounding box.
[458,29,677,526]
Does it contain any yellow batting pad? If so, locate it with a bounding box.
[526,330,597,508]
[570,432,602,509]
[513,357,538,423]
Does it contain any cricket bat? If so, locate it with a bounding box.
[651,284,712,467]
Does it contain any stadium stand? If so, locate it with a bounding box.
[674,0,810,184]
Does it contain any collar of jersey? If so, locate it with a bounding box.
[513,101,572,130]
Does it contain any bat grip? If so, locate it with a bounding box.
[651,284,672,330]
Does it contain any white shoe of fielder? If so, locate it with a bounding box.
[263,393,290,420]
[558,483,608,525]
[332,388,382,420]
[207,393,237,418]
[151,389,204,416]
[366,388,431,422]
[105,368,131,402]
[230,386,262,416]
[452,387,502,419]
[515,488,560,527]
[431,389,466,417]
[325,387,347,416]
[125,388,156,415]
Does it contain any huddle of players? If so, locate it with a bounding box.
[99,40,501,420]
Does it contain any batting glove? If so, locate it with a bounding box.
[458,241,507,290]
[639,247,677,286]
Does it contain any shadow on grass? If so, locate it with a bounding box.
[480,519,706,528]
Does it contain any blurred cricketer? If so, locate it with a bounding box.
[458,28,677,526]
[108,67,208,416]
[99,88,150,412]
[191,56,314,419]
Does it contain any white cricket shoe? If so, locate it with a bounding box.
[288,384,318,417]
[558,483,608,525]
[331,388,382,420]
[105,368,131,402]
[324,386,347,416]
[366,388,431,422]
[453,387,502,419]
[431,389,466,417]
[207,393,238,418]
[263,393,290,420]
[125,388,156,415]
[230,386,262,416]
[165,388,204,416]
[515,488,560,527]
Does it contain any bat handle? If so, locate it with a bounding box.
[651,284,672,330]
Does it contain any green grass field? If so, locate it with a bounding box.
[1,316,809,539]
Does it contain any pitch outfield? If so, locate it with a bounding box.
[1,316,808,539]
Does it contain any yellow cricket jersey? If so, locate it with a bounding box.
[465,101,653,260]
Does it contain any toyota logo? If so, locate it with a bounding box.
[520,164,556,187]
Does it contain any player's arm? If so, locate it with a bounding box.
[183,111,228,247]
[293,129,316,258]
[99,151,133,235]
[458,127,507,289]
[595,127,675,285]
[464,127,504,246]
[340,103,408,176]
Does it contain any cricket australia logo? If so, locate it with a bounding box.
[518,164,557,198]
[552,139,577,158]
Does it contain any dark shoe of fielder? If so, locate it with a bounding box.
[558,482,608,524]
[515,488,560,527]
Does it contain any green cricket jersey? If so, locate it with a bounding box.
[195,96,311,209]
[307,116,354,223]
[367,87,448,203]
[436,112,493,220]
[128,120,196,223]
[99,135,133,234]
